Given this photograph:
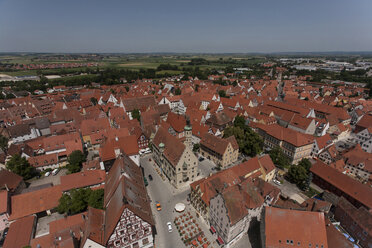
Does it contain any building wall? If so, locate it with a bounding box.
[209,194,255,248]
[190,186,210,223]
[345,163,370,182]
[107,208,153,248]
[153,144,198,189]
[200,143,238,168]
[0,213,9,232]
[260,130,313,164]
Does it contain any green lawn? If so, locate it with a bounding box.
[304,187,320,198]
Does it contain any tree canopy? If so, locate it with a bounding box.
[6,154,37,180]
[218,90,226,98]
[0,135,9,152]
[268,147,290,169]
[175,87,182,95]
[287,158,313,190]
[66,150,86,174]
[57,188,104,215]
[223,116,263,157]
[132,109,141,122]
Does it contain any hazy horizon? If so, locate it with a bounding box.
[1,0,372,53]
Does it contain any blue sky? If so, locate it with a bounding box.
[0,0,371,53]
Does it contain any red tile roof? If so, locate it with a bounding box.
[257,123,314,147]
[310,160,372,209]
[264,206,328,248]
[0,168,23,192]
[3,215,36,248]
[9,185,62,221]
[60,170,106,192]
[152,126,186,166]
[200,133,238,156]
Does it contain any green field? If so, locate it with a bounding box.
[0,53,267,77]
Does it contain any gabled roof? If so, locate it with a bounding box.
[0,168,24,192]
[315,134,333,150]
[166,112,186,133]
[310,160,372,210]
[121,95,156,112]
[200,133,238,156]
[9,185,62,221]
[264,206,328,248]
[257,123,314,147]
[3,215,36,248]
[84,155,153,246]
[152,126,186,166]
[206,111,232,126]
[60,170,106,192]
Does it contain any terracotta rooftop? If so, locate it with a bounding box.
[0,168,23,192]
[200,133,238,156]
[264,206,328,248]
[152,126,186,166]
[257,123,314,147]
[60,170,106,192]
[310,160,372,210]
[9,185,62,221]
[3,215,36,248]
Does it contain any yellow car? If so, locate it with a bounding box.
[156,202,162,211]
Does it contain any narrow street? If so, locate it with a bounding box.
[141,154,189,248]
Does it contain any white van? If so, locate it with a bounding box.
[52,168,60,176]
[45,172,51,177]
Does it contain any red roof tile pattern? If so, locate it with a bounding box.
[310,160,372,209]
[264,206,328,248]
[3,215,36,248]
[9,185,62,221]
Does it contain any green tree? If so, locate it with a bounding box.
[132,109,141,122]
[88,189,104,209]
[193,143,200,152]
[175,87,182,95]
[287,158,313,190]
[57,188,103,215]
[223,125,263,157]
[57,194,72,214]
[66,150,86,174]
[90,97,98,106]
[0,135,9,152]
[6,154,36,180]
[218,90,226,98]
[298,158,312,172]
[269,147,290,169]
[287,165,308,190]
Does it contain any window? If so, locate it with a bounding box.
[142,238,149,245]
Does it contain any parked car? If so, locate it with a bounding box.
[273,179,282,186]
[167,222,173,232]
[198,157,205,162]
[156,202,161,211]
[45,171,51,177]
[148,174,153,181]
[52,168,60,176]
